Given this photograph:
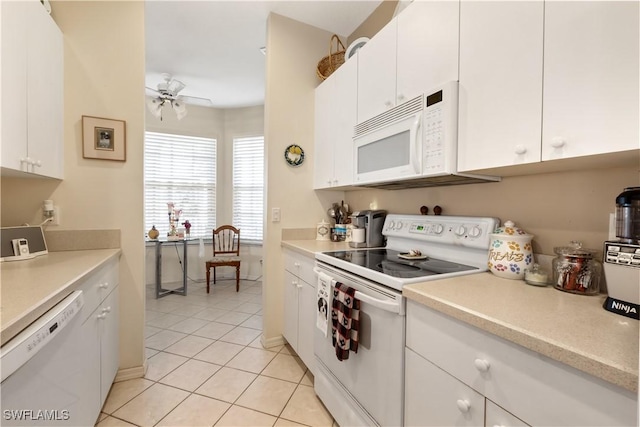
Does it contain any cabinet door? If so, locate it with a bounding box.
[27,0,64,179]
[457,1,544,172]
[397,0,459,102]
[283,271,299,350]
[1,1,28,172]
[542,1,639,160]
[332,57,357,187]
[357,19,397,123]
[486,400,530,427]
[297,280,316,374]
[80,306,102,426]
[314,78,334,189]
[100,287,120,405]
[405,348,485,427]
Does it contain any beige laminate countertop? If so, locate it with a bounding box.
[281,240,351,257]
[281,240,638,392]
[0,249,121,345]
[404,274,639,392]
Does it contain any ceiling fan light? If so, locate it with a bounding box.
[172,99,187,120]
[146,97,163,118]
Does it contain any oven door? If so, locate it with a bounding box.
[313,263,405,427]
[354,111,422,185]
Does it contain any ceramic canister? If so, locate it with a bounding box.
[316,220,330,241]
[488,220,534,280]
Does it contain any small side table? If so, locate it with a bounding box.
[153,239,188,298]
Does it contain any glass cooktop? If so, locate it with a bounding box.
[324,249,477,279]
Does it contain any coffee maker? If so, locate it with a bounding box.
[603,187,640,319]
[349,210,387,248]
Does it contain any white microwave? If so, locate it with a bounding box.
[353,81,497,188]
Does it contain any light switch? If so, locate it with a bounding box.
[272,207,281,222]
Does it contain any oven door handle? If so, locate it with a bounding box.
[314,268,401,314]
[353,290,401,314]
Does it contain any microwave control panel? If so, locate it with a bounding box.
[422,81,458,174]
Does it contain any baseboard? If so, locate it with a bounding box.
[262,334,286,349]
[114,361,146,382]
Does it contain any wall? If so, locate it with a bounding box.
[347,166,639,256]
[347,0,398,45]
[262,13,345,347]
[144,104,265,285]
[1,1,146,373]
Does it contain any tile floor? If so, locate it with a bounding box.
[97,278,336,427]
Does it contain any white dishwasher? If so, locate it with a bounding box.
[1,291,88,426]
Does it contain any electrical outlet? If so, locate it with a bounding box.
[43,206,60,226]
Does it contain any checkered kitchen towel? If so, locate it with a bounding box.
[331,282,360,361]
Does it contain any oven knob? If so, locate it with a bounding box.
[394,221,403,230]
[469,226,482,238]
[455,225,467,236]
[433,224,444,234]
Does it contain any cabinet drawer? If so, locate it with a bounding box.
[406,301,637,426]
[77,258,119,323]
[405,347,485,427]
[283,250,315,286]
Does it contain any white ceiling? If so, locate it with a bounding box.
[145,1,383,109]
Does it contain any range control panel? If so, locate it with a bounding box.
[604,242,640,269]
[383,214,500,250]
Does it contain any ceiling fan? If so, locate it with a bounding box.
[145,73,212,120]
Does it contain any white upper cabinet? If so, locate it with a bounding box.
[396,0,459,103]
[457,1,544,172]
[1,0,64,179]
[357,1,460,124]
[357,19,397,123]
[542,1,639,160]
[314,55,357,189]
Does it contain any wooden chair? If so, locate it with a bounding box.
[206,225,241,293]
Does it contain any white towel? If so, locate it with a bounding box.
[316,272,332,337]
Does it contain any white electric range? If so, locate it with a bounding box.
[313,214,500,427]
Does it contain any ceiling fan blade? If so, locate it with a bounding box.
[180,95,213,107]
[145,86,161,96]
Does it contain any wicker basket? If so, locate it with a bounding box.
[316,35,346,81]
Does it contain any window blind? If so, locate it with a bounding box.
[232,136,264,242]
[145,131,216,239]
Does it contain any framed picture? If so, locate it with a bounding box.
[82,116,126,161]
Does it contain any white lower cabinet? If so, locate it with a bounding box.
[405,348,485,426]
[282,249,316,374]
[77,258,120,425]
[405,300,637,427]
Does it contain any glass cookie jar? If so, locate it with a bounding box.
[552,241,602,295]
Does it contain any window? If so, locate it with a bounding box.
[145,132,216,238]
[232,136,264,242]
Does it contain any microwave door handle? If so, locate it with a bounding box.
[411,114,421,174]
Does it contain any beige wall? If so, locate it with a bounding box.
[348,0,398,45]
[262,13,345,346]
[1,1,146,371]
[347,167,640,256]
